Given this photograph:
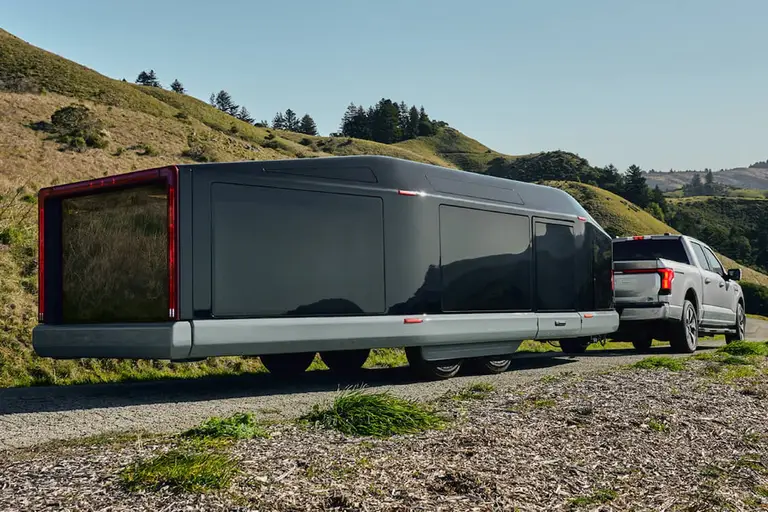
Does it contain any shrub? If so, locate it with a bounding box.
[299,137,313,146]
[48,104,108,152]
[742,282,768,317]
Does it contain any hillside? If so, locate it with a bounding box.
[548,182,768,288]
[645,166,768,192]
[1,27,768,388]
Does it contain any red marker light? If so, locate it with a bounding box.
[398,190,424,197]
[403,317,424,324]
[577,216,587,221]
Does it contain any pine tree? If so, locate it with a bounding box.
[209,93,216,107]
[214,90,239,116]
[408,106,420,140]
[272,112,286,130]
[298,114,318,136]
[170,79,185,94]
[623,165,650,208]
[283,109,300,132]
[417,106,435,136]
[135,70,161,87]
[370,99,401,143]
[236,106,254,124]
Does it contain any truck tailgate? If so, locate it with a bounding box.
[613,259,673,305]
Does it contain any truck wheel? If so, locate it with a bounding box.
[319,349,370,373]
[560,338,590,355]
[631,338,653,352]
[466,357,512,375]
[260,352,315,376]
[405,347,462,380]
[670,300,698,353]
[725,303,746,344]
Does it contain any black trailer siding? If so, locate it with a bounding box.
[210,183,386,317]
[438,205,532,312]
[182,156,612,320]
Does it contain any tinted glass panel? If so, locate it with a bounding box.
[690,242,712,272]
[535,221,576,311]
[439,205,531,312]
[60,183,169,323]
[211,184,385,317]
[703,247,725,275]
[613,239,690,264]
[591,225,614,310]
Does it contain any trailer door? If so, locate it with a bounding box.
[533,217,583,339]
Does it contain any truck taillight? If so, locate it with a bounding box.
[658,267,675,294]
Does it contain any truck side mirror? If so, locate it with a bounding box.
[727,268,742,281]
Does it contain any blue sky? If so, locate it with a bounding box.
[3,0,766,171]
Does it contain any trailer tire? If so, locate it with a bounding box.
[560,338,590,355]
[466,357,512,375]
[669,299,698,353]
[260,352,316,376]
[631,338,653,352]
[319,349,370,373]
[405,347,462,380]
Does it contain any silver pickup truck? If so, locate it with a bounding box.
[612,234,746,352]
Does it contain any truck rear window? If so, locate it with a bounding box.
[60,183,170,323]
[613,239,690,265]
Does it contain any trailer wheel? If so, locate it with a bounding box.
[669,299,698,353]
[319,349,370,373]
[405,347,462,380]
[260,352,315,376]
[559,338,590,355]
[466,357,512,375]
[631,338,653,352]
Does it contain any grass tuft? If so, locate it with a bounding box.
[717,341,768,357]
[181,412,269,441]
[450,382,495,401]
[568,488,618,508]
[632,356,687,372]
[300,390,446,437]
[120,449,240,492]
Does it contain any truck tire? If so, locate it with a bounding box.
[631,338,653,352]
[725,303,746,344]
[319,349,370,373]
[669,299,698,353]
[560,338,590,355]
[260,352,316,376]
[405,347,462,380]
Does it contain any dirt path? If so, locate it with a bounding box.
[0,341,729,451]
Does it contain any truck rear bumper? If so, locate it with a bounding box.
[616,303,683,322]
[32,322,192,360]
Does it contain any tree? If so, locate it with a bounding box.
[236,106,254,124]
[704,168,714,185]
[170,79,185,94]
[209,93,216,106]
[214,90,239,116]
[272,112,286,130]
[135,70,161,88]
[623,165,650,208]
[417,106,435,136]
[283,109,300,132]
[370,99,401,143]
[298,114,318,136]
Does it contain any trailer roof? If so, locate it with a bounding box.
[183,155,595,221]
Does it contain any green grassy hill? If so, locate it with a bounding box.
[1,27,767,387]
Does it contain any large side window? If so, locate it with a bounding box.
[210,184,386,317]
[535,220,577,311]
[702,246,725,276]
[439,205,532,312]
[690,242,712,272]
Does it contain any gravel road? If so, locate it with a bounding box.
[0,340,733,452]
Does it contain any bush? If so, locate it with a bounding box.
[182,134,220,163]
[48,104,108,152]
[742,282,768,317]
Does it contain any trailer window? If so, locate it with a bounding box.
[613,239,690,264]
[591,226,614,310]
[439,205,531,312]
[60,183,170,323]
